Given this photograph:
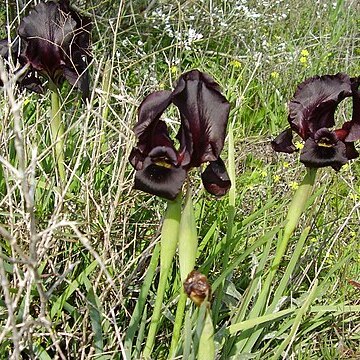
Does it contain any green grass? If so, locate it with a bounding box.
[0,0,360,358]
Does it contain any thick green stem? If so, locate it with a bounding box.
[143,195,182,359]
[50,89,65,184]
[271,167,317,274]
[169,186,198,358]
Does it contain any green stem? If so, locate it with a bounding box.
[169,185,198,357]
[143,195,182,359]
[271,167,317,274]
[50,89,65,184]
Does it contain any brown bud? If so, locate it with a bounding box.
[183,270,211,306]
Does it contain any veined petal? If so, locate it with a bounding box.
[289,73,352,139]
[201,158,231,197]
[271,128,297,153]
[172,69,230,166]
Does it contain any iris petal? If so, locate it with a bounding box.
[271,128,297,153]
[18,2,76,75]
[300,136,348,171]
[201,158,231,197]
[134,91,173,138]
[289,73,352,139]
[345,78,360,142]
[172,70,230,166]
[344,142,359,160]
[134,149,187,200]
[16,0,91,97]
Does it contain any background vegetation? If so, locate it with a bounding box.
[0,0,360,358]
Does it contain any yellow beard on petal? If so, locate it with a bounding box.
[317,138,334,148]
[154,160,173,168]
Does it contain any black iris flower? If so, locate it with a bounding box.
[0,0,91,98]
[272,73,360,170]
[129,70,231,200]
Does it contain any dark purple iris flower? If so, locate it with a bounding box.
[129,70,231,200]
[0,0,91,98]
[272,73,360,170]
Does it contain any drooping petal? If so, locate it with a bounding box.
[300,129,348,170]
[289,73,352,139]
[201,158,231,197]
[172,69,230,166]
[344,142,359,160]
[133,147,187,200]
[19,71,44,94]
[271,128,297,153]
[344,77,360,142]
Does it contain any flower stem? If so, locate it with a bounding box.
[143,194,182,359]
[50,88,65,185]
[271,167,317,274]
[169,185,198,357]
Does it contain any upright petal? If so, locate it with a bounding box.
[201,158,231,197]
[289,73,352,139]
[172,70,230,167]
[18,1,77,78]
[59,0,92,99]
[17,0,91,97]
[134,90,173,138]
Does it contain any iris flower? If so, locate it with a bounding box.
[129,70,231,200]
[0,0,91,98]
[272,73,360,170]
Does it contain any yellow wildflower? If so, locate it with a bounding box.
[301,49,309,56]
[230,60,242,68]
[273,175,280,183]
[289,181,299,190]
